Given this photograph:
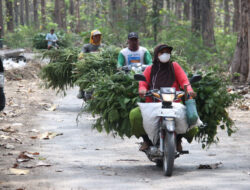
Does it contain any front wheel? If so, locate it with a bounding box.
[163,132,176,176]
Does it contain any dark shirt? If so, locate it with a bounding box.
[81,43,105,53]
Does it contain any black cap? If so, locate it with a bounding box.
[158,44,173,52]
[128,32,138,39]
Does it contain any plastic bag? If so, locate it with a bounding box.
[185,99,199,125]
[138,102,190,145]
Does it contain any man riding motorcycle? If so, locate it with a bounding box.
[77,29,104,100]
[117,32,152,68]
[130,44,197,152]
[46,29,59,50]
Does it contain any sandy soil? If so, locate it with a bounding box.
[0,61,250,190]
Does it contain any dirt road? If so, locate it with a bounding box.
[0,67,250,190]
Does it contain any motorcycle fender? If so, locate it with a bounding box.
[164,118,175,132]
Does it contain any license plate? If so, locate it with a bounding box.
[158,108,176,117]
[0,73,4,87]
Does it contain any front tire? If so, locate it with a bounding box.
[163,132,176,176]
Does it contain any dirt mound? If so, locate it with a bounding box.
[5,61,42,81]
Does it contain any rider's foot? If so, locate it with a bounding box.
[176,139,183,152]
[139,141,150,152]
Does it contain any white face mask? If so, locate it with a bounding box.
[158,53,170,63]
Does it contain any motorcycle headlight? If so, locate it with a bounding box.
[160,87,176,102]
[162,93,175,102]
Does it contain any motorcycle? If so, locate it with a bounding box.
[48,40,59,50]
[134,73,202,176]
[122,63,148,74]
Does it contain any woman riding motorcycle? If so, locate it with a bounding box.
[130,44,196,152]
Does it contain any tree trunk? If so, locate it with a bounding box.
[6,0,14,32]
[166,0,170,10]
[152,0,163,44]
[139,0,147,32]
[0,0,4,36]
[25,0,29,25]
[33,0,38,27]
[54,0,60,26]
[184,0,190,20]
[75,0,81,33]
[175,0,182,19]
[192,0,201,34]
[60,0,67,30]
[14,0,19,27]
[20,0,24,25]
[231,0,250,82]
[200,0,216,48]
[128,0,139,32]
[69,0,74,15]
[233,0,240,33]
[224,0,230,33]
[41,0,45,29]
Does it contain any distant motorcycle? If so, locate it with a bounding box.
[48,40,59,50]
[122,63,148,74]
[134,74,202,176]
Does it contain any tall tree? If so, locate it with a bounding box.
[175,0,182,19]
[110,0,123,29]
[41,0,45,29]
[69,0,74,15]
[0,0,4,36]
[201,0,216,48]
[25,0,29,25]
[224,0,230,33]
[192,0,201,34]
[75,0,81,33]
[60,0,67,30]
[20,0,24,25]
[54,0,60,26]
[33,0,38,27]
[6,0,14,32]
[14,0,19,26]
[184,0,190,20]
[233,0,240,33]
[231,0,250,82]
[152,0,163,44]
[128,0,139,32]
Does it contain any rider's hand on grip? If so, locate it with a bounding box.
[139,89,147,98]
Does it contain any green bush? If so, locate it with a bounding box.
[3,26,36,48]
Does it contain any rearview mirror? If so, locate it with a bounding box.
[134,74,146,82]
[189,74,202,84]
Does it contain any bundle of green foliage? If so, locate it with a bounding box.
[191,70,239,148]
[85,68,238,148]
[33,31,72,49]
[40,48,79,92]
[73,46,120,90]
[86,73,140,137]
